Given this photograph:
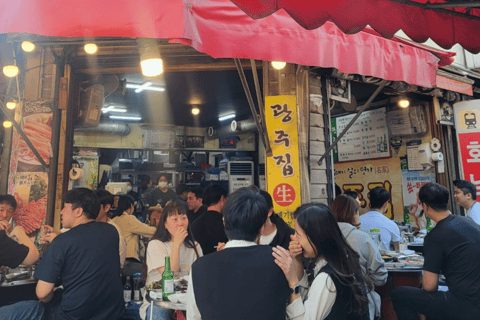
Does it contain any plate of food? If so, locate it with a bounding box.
[168,293,187,304]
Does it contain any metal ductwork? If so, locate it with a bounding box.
[74,122,131,136]
[207,119,258,139]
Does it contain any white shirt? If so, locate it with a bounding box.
[468,202,480,225]
[140,240,202,319]
[359,210,401,251]
[186,240,256,320]
[286,259,336,320]
[260,228,278,245]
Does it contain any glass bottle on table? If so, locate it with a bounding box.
[124,276,132,306]
[162,256,175,301]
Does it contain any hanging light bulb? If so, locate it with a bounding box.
[398,99,410,108]
[140,46,163,77]
[3,121,13,128]
[271,61,286,70]
[6,101,17,110]
[3,65,19,77]
[191,107,200,115]
[21,41,35,52]
[84,43,98,54]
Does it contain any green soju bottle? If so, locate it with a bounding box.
[162,256,174,301]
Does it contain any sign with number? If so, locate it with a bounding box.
[266,96,301,215]
[454,100,480,193]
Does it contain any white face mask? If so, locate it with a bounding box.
[126,186,132,192]
[158,181,168,189]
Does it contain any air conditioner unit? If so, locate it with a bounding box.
[227,161,254,194]
[258,163,265,190]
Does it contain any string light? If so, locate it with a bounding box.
[3,121,13,128]
[192,107,200,115]
[84,43,98,54]
[271,61,286,70]
[6,101,17,110]
[21,41,35,52]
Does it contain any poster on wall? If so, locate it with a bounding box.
[8,99,53,240]
[334,157,403,221]
[265,95,301,227]
[401,169,435,228]
[454,100,480,193]
[331,107,390,162]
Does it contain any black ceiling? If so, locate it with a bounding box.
[102,68,261,127]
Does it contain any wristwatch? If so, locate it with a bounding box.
[291,284,302,295]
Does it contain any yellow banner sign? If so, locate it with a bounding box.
[266,95,301,219]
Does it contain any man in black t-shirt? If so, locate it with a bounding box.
[34,188,125,320]
[392,183,480,320]
[186,187,207,223]
[191,185,228,255]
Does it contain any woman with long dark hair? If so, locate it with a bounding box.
[112,195,156,276]
[273,203,372,320]
[332,195,387,320]
[140,202,202,320]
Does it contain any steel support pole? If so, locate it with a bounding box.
[234,58,273,157]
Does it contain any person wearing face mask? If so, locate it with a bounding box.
[146,175,178,209]
[126,180,139,202]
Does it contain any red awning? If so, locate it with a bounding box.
[230,0,480,54]
[0,0,453,88]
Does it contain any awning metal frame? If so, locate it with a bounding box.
[234,58,273,157]
[391,0,480,21]
[317,80,387,166]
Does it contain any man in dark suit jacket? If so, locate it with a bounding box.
[186,186,291,320]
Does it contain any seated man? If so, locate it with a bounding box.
[186,186,291,320]
[453,179,480,224]
[391,183,480,320]
[359,187,401,252]
[190,185,228,255]
[186,187,207,223]
[175,183,190,212]
[35,188,125,320]
[0,195,44,320]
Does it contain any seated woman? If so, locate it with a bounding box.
[112,195,156,276]
[331,195,388,320]
[140,202,202,320]
[273,203,372,320]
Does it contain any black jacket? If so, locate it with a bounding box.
[268,213,295,250]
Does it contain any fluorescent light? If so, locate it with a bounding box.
[219,114,236,121]
[102,106,128,114]
[109,115,142,121]
[118,159,133,162]
[126,83,165,92]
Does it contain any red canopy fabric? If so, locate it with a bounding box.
[230,0,480,54]
[0,0,453,87]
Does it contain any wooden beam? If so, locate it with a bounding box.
[75,60,262,74]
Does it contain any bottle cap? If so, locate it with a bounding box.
[133,273,142,279]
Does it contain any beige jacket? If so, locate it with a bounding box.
[112,212,156,261]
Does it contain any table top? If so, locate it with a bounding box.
[387,267,423,273]
[0,278,38,287]
[153,300,187,311]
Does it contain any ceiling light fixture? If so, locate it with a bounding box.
[3,65,19,77]
[84,43,98,54]
[398,99,410,108]
[140,46,163,77]
[192,107,200,115]
[126,82,165,93]
[6,101,17,110]
[21,41,35,52]
[109,115,142,121]
[3,121,13,128]
[102,106,128,114]
[271,61,286,70]
[219,114,236,121]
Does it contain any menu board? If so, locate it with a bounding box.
[332,107,390,162]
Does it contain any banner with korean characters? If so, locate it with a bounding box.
[334,157,403,221]
[265,95,301,224]
[454,100,480,193]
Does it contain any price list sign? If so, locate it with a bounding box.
[331,107,390,162]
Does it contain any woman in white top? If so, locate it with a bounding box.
[332,194,388,320]
[140,201,202,320]
[273,203,372,320]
